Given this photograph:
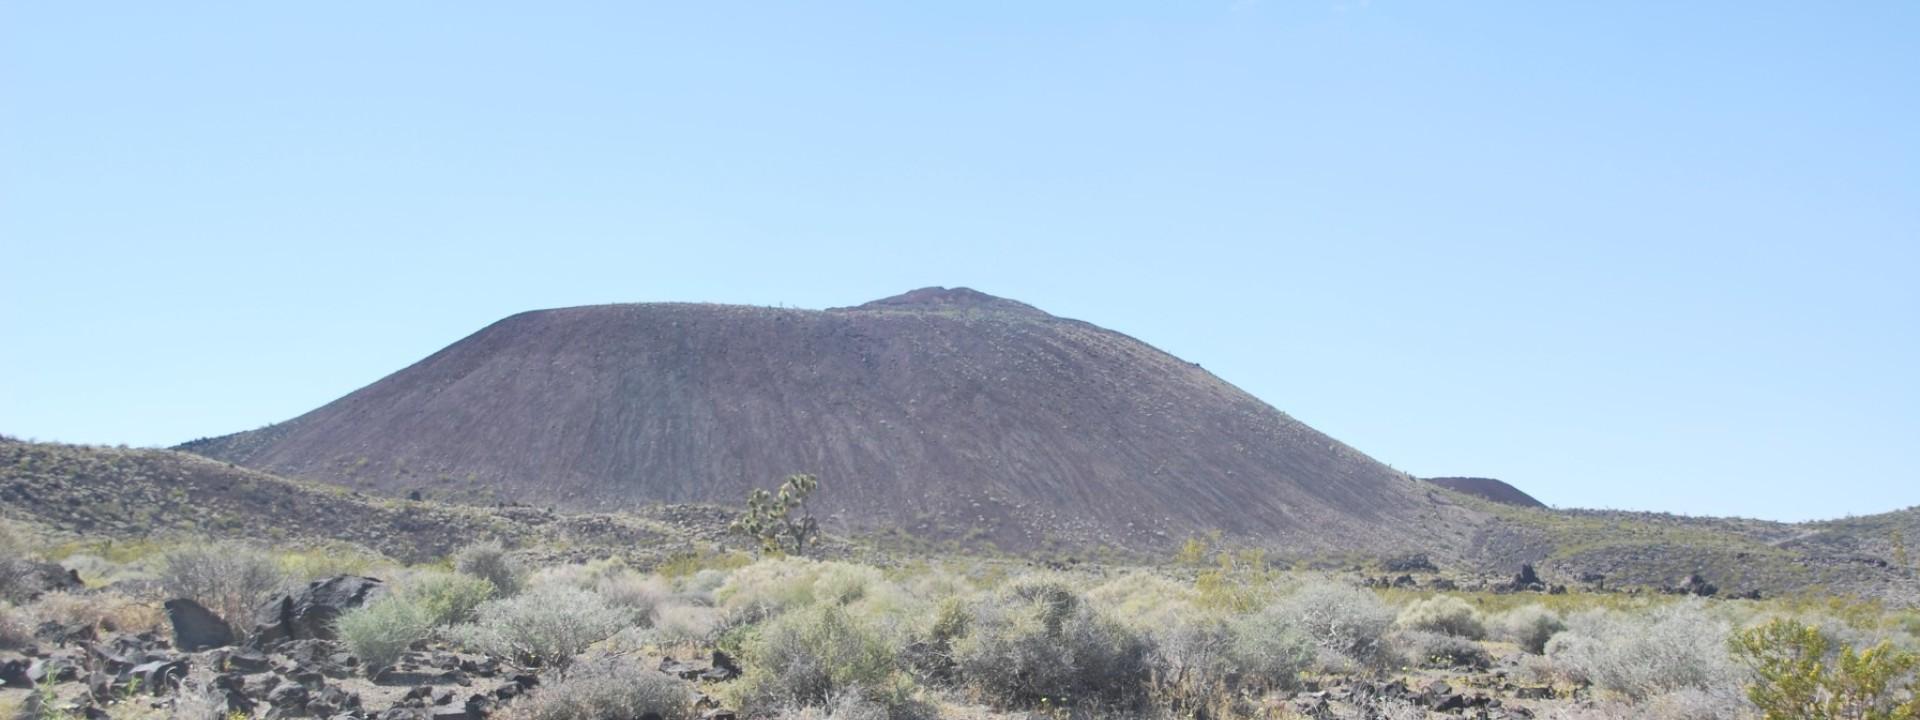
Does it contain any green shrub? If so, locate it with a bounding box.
[456,584,630,668]
[336,595,431,673]
[1273,580,1396,669]
[1494,605,1567,655]
[1732,617,1920,720]
[455,541,526,596]
[157,541,286,631]
[952,578,1149,709]
[397,570,495,627]
[498,657,695,720]
[1397,595,1486,639]
[731,603,902,715]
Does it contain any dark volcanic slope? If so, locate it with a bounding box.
[181,288,1480,554]
[0,438,699,564]
[1425,477,1546,508]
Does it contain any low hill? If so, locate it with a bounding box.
[1424,477,1546,508]
[1450,490,1920,605]
[0,437,724,565]
[180,288,1487,556]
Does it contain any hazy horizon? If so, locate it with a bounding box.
[4,3,1915,523]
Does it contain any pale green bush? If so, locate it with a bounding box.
[1145,613,1310,715]
[1272,580,1396,669]
[716,558,886,621]
[648,603,722,646]
[731,603,900,714]
[528,557,667,627]
[593,572,669,626]
[336,594,431,673]
[1088,572,1199,631]
[457,584,631,668]
[1225,612,1314,693]
[952,578,1149,709]
[455,541,527,596]
[1546,601,1741,701]
[1393,629,1490,669]
[1397,595,1486,639]
[397,570,496,627]
[1494,604,1567,654]
[680,568,730,598]
[498,657,694,720]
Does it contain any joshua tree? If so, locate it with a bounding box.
[729,473,821,556]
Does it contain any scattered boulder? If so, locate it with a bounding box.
[252,576,383,646]
[165,598,235,651]
[1383,553,1439,573]
[705,649,741,682]
[660,655,700,680]
[1501,564,1546,592]
[127,658,190,693]
[267,679,310,708]
[1668,573,1719,597]
[27,654,81,684]
[211,647,272,673]
[1,656,30,688]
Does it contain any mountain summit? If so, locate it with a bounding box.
[181,289,1478,554]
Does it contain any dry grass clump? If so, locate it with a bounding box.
[0,601,31,649]
[275,542,392,582]
[0,522,32,602]
[25,590,162,635]
[157,541,285,630]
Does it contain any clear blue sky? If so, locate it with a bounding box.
[3,3,1914,522]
